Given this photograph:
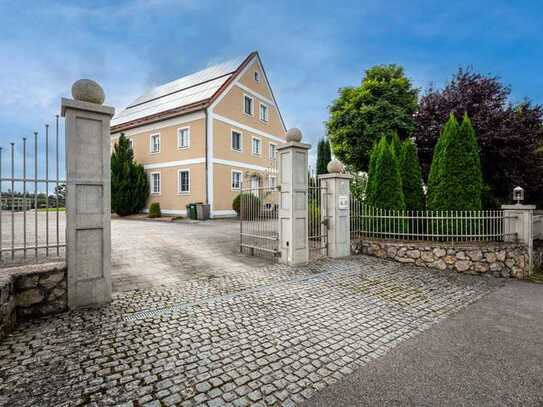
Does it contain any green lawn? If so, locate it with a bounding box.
[37,207,65,212]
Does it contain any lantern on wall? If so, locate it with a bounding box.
[513,186,524,204]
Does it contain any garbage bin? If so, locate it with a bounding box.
[196,203,210,220]
[185,203,197,220]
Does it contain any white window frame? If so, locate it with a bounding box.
[254,71,260,82]
[231,129,243,152]
[251,136,262,156]
[243,94,254,116]
[231,170,242,191]
[128,138,134,150]
[177,127,190,149]
[150,171,161,195]
[149,133,160,154]
[259,103,269,122]
[269,142,277,160]
[177,169,191,195]
[269,175,277,189]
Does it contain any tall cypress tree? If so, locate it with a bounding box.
[427,113,483,210]
[316,138,332,175]
[443,114,483,210]
[389,130,402,159]
[366,137,405,210]
[364,142,380,203]
[399,139,425,210]
[427,114,458,210]
[111,134,149,216]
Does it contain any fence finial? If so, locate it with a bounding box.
[286,128,303,143]
[327,159,344,173]
[71,79,105,105]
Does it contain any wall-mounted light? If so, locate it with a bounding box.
[513,186,524,204]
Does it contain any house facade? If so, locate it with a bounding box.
[110,52,286,217]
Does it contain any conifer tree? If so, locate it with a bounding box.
[366,137,405,210]
[316,138,332,175]
[427,113,458,210]
[427,113,483,210]
[389,130,402,159]
[399,139,425,210]
[111,134,149,216]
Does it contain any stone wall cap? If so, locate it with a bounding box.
[276,141,311,150]
[61,97,115,118]
[501,204,536,210]
[318,173,353,179]
[4,262,66,279]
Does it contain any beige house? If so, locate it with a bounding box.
[110,52,287,217]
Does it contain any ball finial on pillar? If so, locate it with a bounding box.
[327,159,345,173]
[286,128,303,143]
[71,79,105,105]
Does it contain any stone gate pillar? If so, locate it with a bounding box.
[502,203,535,273]
[61,80,115,308]
[277,128,310,265]
[319,160,352,258]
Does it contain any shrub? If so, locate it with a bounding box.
[148,202,161,218]
[399,139,425,211]
[232,194,241,215]
[366,137,405,210]
[233,193,261,219]
[111,134,149,216]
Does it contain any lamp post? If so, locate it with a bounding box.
[513,186,524,205]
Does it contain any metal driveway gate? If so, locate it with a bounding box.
[308,176,328,259]
[0,116,66,265]
[239,183,280,261]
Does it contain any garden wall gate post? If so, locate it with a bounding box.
[277,128,310,265]
[502,203,535,274]
[318,160,352,258]
[61,80,115,308]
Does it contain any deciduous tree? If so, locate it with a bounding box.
[327,64,418,172]
[415,68,543,207]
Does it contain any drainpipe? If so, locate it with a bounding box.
[204,109,209,205]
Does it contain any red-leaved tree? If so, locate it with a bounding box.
[414,68,543,208]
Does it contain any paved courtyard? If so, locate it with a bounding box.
[0,256,499,406]
[0,213,268,292]
[111,218,270,292]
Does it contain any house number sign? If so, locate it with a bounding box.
[338,195,349,210]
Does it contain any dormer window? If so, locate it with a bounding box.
[254,71,260,82]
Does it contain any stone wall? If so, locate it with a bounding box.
[534,240,543,272]
[0,275,16,339]
[352,239,530,279]
[0,262,66,339]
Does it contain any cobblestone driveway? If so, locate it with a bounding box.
[0,256,499,406]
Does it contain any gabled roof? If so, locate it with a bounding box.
[111,53,257,131]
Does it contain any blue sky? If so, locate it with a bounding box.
[0,0,542,181]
